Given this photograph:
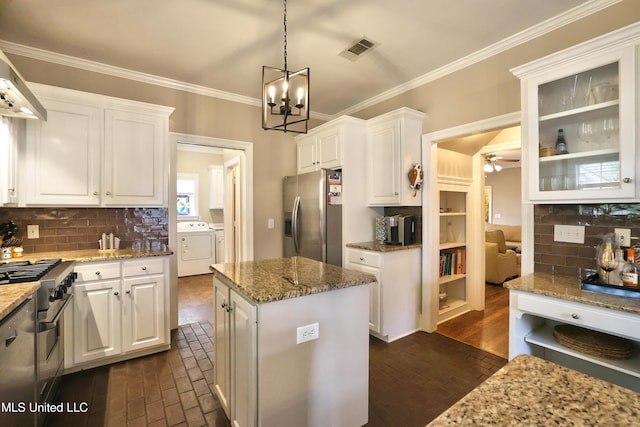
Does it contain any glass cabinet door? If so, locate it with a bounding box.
[526,46,635,201]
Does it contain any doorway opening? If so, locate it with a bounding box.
[169,133,254,329]
[421,112,520,359]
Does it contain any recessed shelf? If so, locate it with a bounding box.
[539,100,619,122]
[440,211,466,217]
[438,298,466,315]
[439,242,466,250]
[525,325,640,378]
[439,273,466,285]
[539,147,619,163]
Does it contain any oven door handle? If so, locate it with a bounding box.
[39,294,74,332]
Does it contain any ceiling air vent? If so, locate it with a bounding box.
[339,37,377,61]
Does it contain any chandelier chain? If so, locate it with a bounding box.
[283,0,287,71]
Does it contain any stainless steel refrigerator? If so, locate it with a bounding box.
[283,169,342,266]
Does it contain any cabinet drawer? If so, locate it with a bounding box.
[75,262,121,282]
[514,291,640,341]
[123,258,164,277]
[347,249,382,268]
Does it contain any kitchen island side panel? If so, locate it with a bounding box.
[257,284,369,427]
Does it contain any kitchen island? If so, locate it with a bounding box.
[506,272,640,392]
[427,354,640,426]
[211,256,375,427]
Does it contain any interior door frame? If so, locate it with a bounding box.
[169,132,254,330]
[420,111,521,332]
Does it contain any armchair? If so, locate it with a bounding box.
[485,230,520,285]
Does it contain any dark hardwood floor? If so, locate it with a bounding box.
[45,276,509,426]
[436,283,510,359]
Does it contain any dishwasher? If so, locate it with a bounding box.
[0,296,37,427]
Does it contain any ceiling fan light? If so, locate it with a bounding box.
[484,163,493,173]
[494,163,502,172]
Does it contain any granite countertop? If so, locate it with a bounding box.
[505,272,640,315]
[346,241,422,252]
[1,248,173,264]
[427,354,640,426]
[0,283,40,321]
[210,256,376,304]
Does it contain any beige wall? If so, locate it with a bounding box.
[485,167,522,226]
[8,0,639,259]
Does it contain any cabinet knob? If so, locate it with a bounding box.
[141,266,147,271]
[360,257,365,261]
[227,306,233,313]
[571,313,580,319]
[394,192,399,196]
[114,291,119,296]
[95,271,101,276]
[623,177,632,183]
[8,188,14,194]
[93,191,99,196]
[106,191,112,196]
[126,290,131,295]
[221,303,227,309]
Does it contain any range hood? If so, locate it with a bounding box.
[0,50,46,120]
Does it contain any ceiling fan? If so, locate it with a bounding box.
[484,154,519,173]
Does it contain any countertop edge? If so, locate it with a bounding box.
[505,272,640,315]
[346,241,422,252]
[211,257,376,305]
[0,282,40,321]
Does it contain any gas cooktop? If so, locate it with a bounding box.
[0,258,62,284]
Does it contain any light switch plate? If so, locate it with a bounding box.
[554,225,585,244]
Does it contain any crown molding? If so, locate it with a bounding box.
[0,0,619,122]
[334,0,621,117]
[0,40,333,122]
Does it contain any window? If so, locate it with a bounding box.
[577,159,620,190]
[177,173,199,218]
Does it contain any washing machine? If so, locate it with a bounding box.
[177,221,216,277]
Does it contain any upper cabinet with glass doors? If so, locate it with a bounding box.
[512,24,640,203]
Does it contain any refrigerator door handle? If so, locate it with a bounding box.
[292,195,301,254]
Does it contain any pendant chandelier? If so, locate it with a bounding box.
[262,0,309,133]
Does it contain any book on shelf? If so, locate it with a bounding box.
[439,248,466,276]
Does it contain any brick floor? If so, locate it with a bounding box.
[46,322,231,427]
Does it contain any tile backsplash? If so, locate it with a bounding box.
[0,207,168,254]
[534,203,640,277]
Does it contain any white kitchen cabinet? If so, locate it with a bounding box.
[366,108,425,206]
[0,117,22,205]
[24,98,102,206]
[66,257,169,370]
[511,27,640,203]
[510,289,640,392]
[23,84,173,207]
[295,121,345,174]
[103,109,166,206]
[345,246,420,342]
[72,262,122,364]
[122,258,166,353]
[209,165,224,209]
[214,278,257,427]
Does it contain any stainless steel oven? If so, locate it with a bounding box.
[0,258,76,426]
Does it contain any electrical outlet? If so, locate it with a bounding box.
[267,218,275,229]
[296,322,319,344]
[614,228,631,247]
[554,225,585,244]
[27,224,39,239]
